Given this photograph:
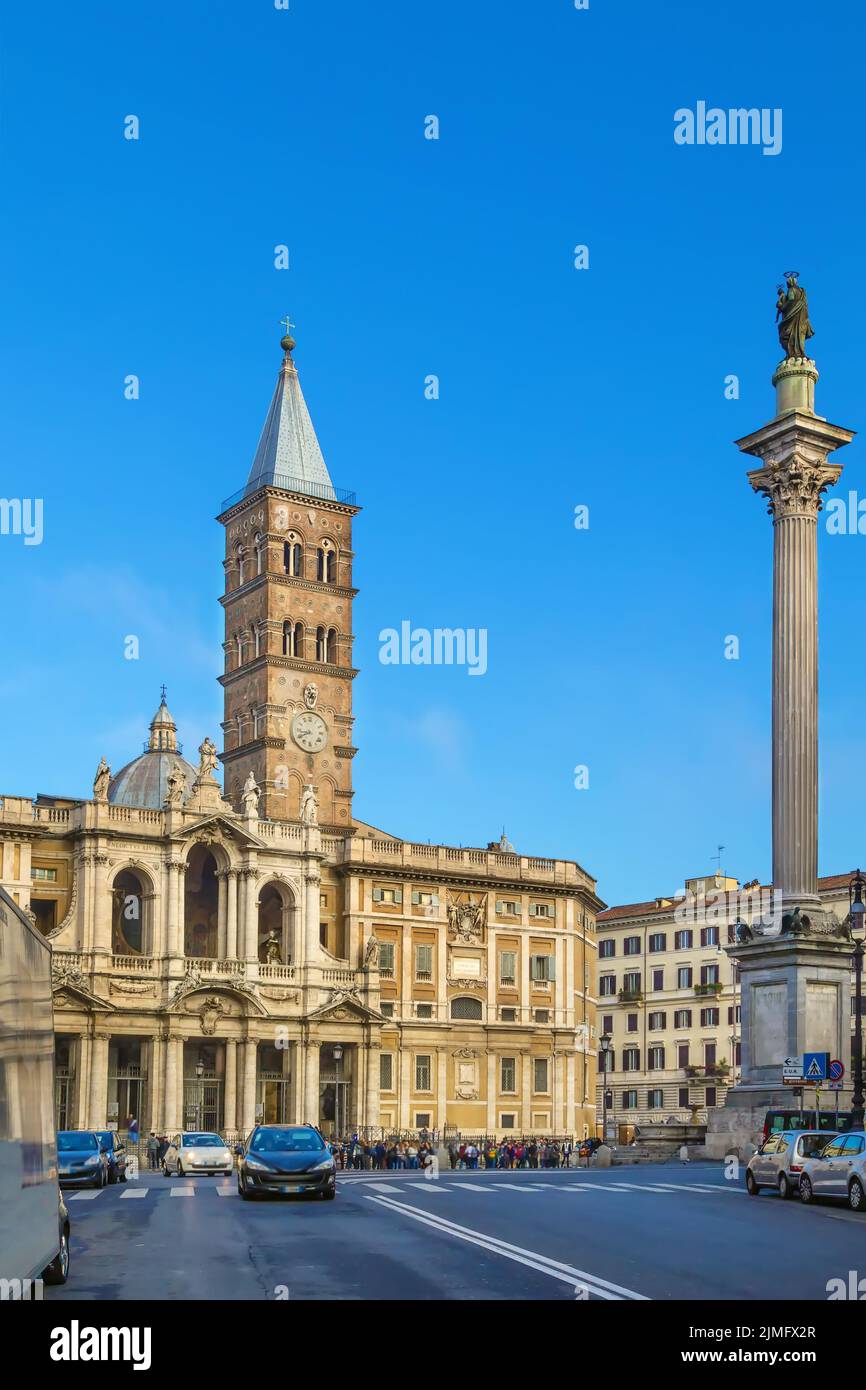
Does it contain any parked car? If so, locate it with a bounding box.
[92,1130,128,1184]
[162,1132,234,1177]
[57,1131,110,1188]
[745,1130,834,1199]
[763,1107,850,1141]
[799,1131,866,1211]
[236,1124,336,1200]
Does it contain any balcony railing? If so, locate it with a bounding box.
[618,988,643,1003]
[220,472,357,512]
[694,982,723,996]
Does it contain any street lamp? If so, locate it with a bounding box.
[333,1044,344,1137]
[848,871,866,1131]
[599,1032,612,1140]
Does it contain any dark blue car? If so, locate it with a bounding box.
[57,1131,110,1188]
[92,1130,128,1183]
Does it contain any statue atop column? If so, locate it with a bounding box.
[93,757,111,801]
[776,271,814,361]
[241,770,260,818]
[197,736,219,782]
[164,767,186,808]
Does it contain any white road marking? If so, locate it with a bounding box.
[216,1187,235,1197]
[66,1189,102,1201]
[119,1188,149,1199]
[450,1183,496,1192]
[365,1194,649,1300]
[170,1186,196,1196]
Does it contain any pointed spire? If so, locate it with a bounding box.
[246,321,336,501]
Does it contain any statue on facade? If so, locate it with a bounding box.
[300,783,319,826]
[241,770,260,817]
[364,935,380,968]
[164,767,186,808]
[93,757,111,801]
[264,930,282,963]
[197,736,219,780]
[303,683,318,709]
[776,272,814,360]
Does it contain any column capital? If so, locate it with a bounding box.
[748,455,843,520]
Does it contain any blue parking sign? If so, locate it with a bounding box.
[803,1052,829,1081]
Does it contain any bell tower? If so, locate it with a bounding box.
[216,325,359,831]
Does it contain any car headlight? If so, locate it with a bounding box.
[311,1157,336,1172]
[84,1154,101,1166]
[244,1156,272,1171]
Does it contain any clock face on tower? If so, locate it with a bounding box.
[290,710,328,753]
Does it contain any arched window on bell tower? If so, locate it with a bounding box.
[253,625,262,658]
[325,628,337,664]
[284,533,303,577]
[316,626,326,662]
[254,532,264,575]
[236,543,246,587]
[283,620,296,657]
[316,539,336,583]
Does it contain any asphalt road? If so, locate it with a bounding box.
[48,1162,866,1301]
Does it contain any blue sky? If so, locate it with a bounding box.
[2,0,865,906]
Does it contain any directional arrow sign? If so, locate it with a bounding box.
[782,1056,803,1079]
[804,1052,830,1081]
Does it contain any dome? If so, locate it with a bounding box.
[108,693,200,810]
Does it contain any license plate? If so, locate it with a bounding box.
[279,1184,303,1194]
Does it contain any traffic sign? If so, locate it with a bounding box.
[829,1058,845,1081]
[804,1052,830,1081]
[828,1081,844,1092]
[782,1056,803,1081]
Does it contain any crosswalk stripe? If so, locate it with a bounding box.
[216,1187,235,1196]
[449,1183,496,1192]
[170,1186,196,1197]
[119,1188,148,1199]
[66,1189,102,1200]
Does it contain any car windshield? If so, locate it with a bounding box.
[182,1133,224,1147]
[249,1127,325,1154]
[57,1132,97,1152]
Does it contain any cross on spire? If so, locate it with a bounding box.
[281,314,296,338]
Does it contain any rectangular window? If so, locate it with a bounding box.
[674,1009,692,1028]
[499,950,517,986]
[380,1002,394,1018]
[648,1045,665,1070]
[599,939,616,959]
[501,1057,516,1093]
[624,935,641,956]
[627,1013,639,1033]
[415,944,433,981]
[622,1089,638,1109]
[534,1008,550,1023]
[602,1014,614,1034]
[500,1113,517,1129]
[648,1089,664,1109]
[706,1087,717,1107]
[496,900,521,916]
[652,968,664,991]
[500,1007,517,1022]
[700,963,720,986]
[415,1113,431,1128]
[678,1086,690,1107]
[623,971,641,993]
[530,902,554,919]
[32,866,58,881]
[700,926,719,947]
[648,1011,666,1030]
[530,954,555,982]
[319,892,327,909]
[622,1047,640,1072]
[380,1054,394,1091]
[411,889,439,907]
[378,941,395,978]
[677,1043,689,1067]
[705,1042,717,1066]
[415,1003,433,1019]
[700,1007,720,1027]
[414,1055,432,1091]
[319,922,328,946]
[677,967,693,989]
[533,1057,549,1093]
[372,886,403,905]
[599,975,616,997]
[648,933,666,953]
[675,929,693,950]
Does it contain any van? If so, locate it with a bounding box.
[763,1107,851,1142]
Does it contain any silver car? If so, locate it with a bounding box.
[745,1130,835,1200]
[162,1131,233,1177]
[799,1130,866,1212]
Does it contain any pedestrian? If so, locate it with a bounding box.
[146,1131,159,1171]
[126,1114,139,1146]
[157,1133,169,1163]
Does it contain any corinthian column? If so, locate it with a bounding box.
[738,356,853,914]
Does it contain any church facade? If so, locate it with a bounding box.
[0,330,602,1140]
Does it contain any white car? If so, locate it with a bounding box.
[163,1132,234,1177]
